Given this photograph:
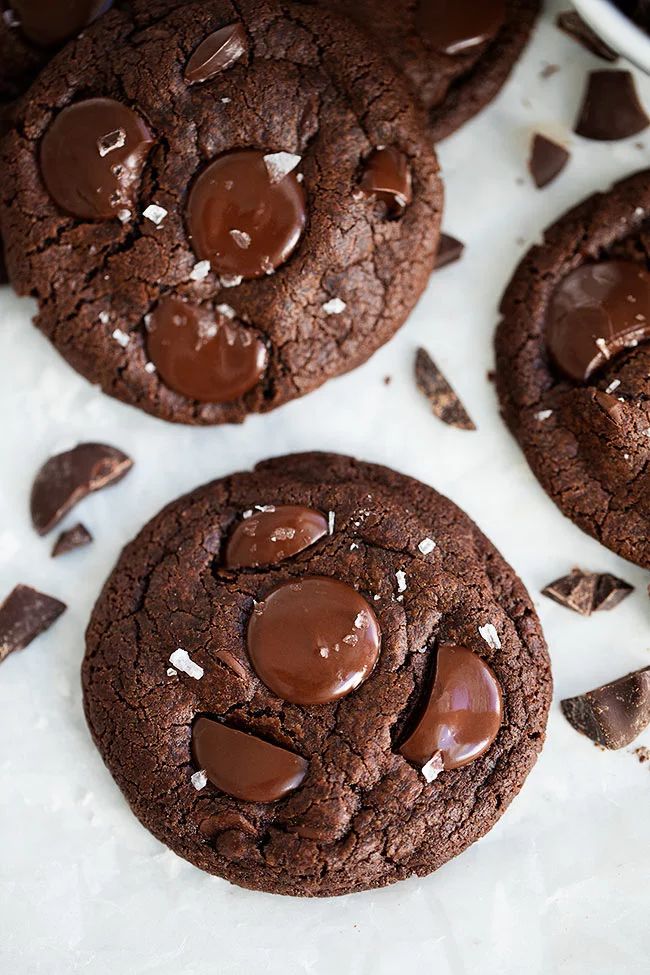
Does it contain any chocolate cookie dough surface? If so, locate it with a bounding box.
[496,171,650,568]
[0,1,442,425]
[83,453,552,897]
[321,0,541,141]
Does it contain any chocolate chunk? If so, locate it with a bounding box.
[415,0,506,56]
[435,233,465,270]
[542,568,634,615]
[225,506,328,569]
[562,668,650,749]
[415,348,476,431]
[184,22,248,84]
[359,148,412,218]
[146,298,267,403]
[575,71,649,141]
[10,0,112,48]
[192,718,308,802]
[0,585,66,664]
[51,523,93,558]
[546,261,650,383]
[400,645,503,771]
[40,98,154,220]
[187,150,306,280]
[556,11,619,61]
[529,134,570,189]
[247,576,381,705]
[31,443,133,536]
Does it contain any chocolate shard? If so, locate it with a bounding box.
[556,11,619,61]
[0,585,66,664]
[435,233,464,271]
[51,523,93,558]
[575,70,649,141]
[31,443,133,536]
[529,134,570,189]
[542,568,633,615]
[415,348,476,431]
[562,668,650,749]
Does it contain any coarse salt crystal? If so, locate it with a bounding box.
[169,648,204,680]
[98,311,110,325]
[143,204,168,226]
[217,303,236,319]
[418,537,436,555]
[221,274,243,288]
[190,260,211,281]
[112,328,130,348]
[166,667,177,676]
[396,570,407,593]
[535,409,553,421]
[97,128,126,157]
[328,511,335,535]
[422,753,444,783]
[145,361,156,374]
[263,151,302,184]
[230,229,252,249]
[605,379,621,394]
[191,770,208,791]
[322,297,347,315]
[478,623,501,650]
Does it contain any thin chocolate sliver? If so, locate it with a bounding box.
[575,71,649,141]
[562,668,650,749]
[31,443,133,535]
[415,348,476,431]
[556,11,619,61]
[0,585,66,664]
[435,234,465,271]
[529,134,569,189]
[52,523,93,558]
[542,568,633,616]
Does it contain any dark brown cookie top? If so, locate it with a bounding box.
[82,453,551,897]
[321,0,541,141]
[0,1,442,425]
[496,170,650,569]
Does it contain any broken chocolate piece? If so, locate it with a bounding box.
[542,568,634,616]
[529,134,570,189]
[435,234,465,270]
[415,348,476,431]
[575,71,649,141]
[31,443,133,535]
[51,523,93,558]
[556,11,619,61]
[562,668,650,749]
[0,585,66,664]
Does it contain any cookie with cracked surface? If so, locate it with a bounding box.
[317,0,541,142]
[0,1,442,425]
[496,170,650,568]
[82,452,551,897]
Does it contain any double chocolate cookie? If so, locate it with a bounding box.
[0,1,442,425]
[496,171,650,568]
[83,453,551,897]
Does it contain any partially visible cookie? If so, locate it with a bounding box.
[83,452,551,897]
[496,170,650,568]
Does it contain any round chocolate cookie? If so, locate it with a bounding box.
[496,170,650,569]
[320,0,541,142]
[0,1,442,425]
[83,453,551,897]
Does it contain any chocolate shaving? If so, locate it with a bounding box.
[415,348,476,431]
[556,11,619,61]
[435,234,464,271]
[31,443,133,535]
[575,70,649,141]
[529,134,570,188]
[0,585,66,664]
[562,668,650,749]
[542,568,633,616]
[51,523,93,558]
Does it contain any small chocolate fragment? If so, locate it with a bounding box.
[10,0,113,48]
[562,668,650,749]
[225,506,328,568]
[415,348,476,431]
[51,523,93,558]
[529,134,570,189]
[0,585,66,664]
[542,568,634,615]
[634,746,650,764]
[184,22,248,84]
[592,389,627,426]
[575,71,649,141]
[435,234,465,270]
[359,148,412,218]
[415,0,506,56]
[556,11,619,61]
[31,443,133,536]
[192,717,308,802]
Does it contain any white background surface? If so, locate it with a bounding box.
[1,2,649,972]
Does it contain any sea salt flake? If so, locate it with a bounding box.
[190,260,211,281]
[191,770,208,791]
[166,667,177,676]
[350,542,359,551]
[117,208,132,224]
[328,511,335,535]
[112,328,130,348]
[418,537,436,555]
[535,409,553,421]
[143,204,168,226]
[242,509,253,519]
[256,505,276,513]
[169,648,204,680]
[422,753,444,783]
[478,623,501,650]
[144,361,156,374]
[595,337,611,358]
[217,303,236,319]
[263,151,302,184]
[221,97,232,104]
[97,128,126,157]
[343,633,358,646]
[221,274,243,288]
[230,229,252,249]
[3,9,19,27]
[605,379,621,394]
[319,647,329,658]
[98,310,110,325]
[354,613,366,629]
[271,528,296,541]
[322,297,347,315]
[396,570,407,593]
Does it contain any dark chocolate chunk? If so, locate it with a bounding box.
[359,148,412,218]
[529,134,570,189]
[415,348,476,430]
[556,11,619,61]
[575,70,649,141]
[51,523,93,558]
[415,0,506,56]
[225,506,328,569]
[435,233,465,270]
[184,22,248,84]
[562,668,650,749]
[542,568,634,615]
[10,0,112,48]
[31,443,134,536]
[0,584,66,664]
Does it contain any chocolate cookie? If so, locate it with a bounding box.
[82,453,551,897]
[320,0,541,142]
[0,1,442,425]
[496,171,650,568]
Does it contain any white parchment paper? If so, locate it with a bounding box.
[1,3,649,971]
